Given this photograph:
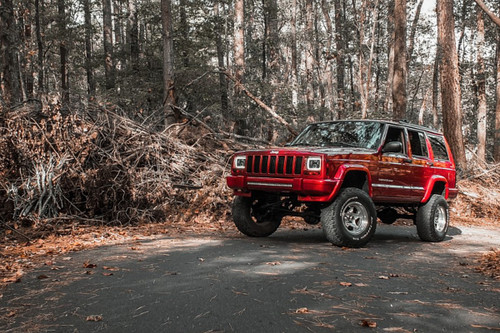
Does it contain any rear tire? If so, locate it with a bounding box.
[416,194,449,242]
[321,188,377,248]
[232,195,282,237]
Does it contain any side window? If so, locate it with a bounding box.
[384,126,406,155]
[429,135,450,161]
[408,130,429,158]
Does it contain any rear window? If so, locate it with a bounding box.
[408,130,429,158]
[428,135,449,161]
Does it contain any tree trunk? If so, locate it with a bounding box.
[179,0,189,67]
[432,51,439,129]
[35,0,44,95]
[161,0,176,126]
[384,1,395,114]
[494,12,500,162]
[233,0,245,87]
[214,1,228,115]
[334,0,345,119]
[476,7,487,165]
[103,0,115,89]
[408,0,423,64]
[392,0,407,120]
[58,0,69,103]
[83,0,95,97]
[290,0,298,108]
[128,0,139,70]
[305,0,315,111]
[0,0,22,107]
[437,0,466,168]
[320,0,334,115]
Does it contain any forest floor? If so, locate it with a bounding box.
[1,176,499,289]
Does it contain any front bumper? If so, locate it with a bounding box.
[226,175,340,202]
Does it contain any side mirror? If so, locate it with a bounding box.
[382,141,403,154]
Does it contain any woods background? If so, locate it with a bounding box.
[0,0,499,226]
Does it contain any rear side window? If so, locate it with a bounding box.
[428,135,449,161]
[408,130,429,158]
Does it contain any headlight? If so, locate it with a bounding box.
[306,156,321,171]
[233,156,246,169]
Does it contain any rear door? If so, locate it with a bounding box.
[373,125,417,202]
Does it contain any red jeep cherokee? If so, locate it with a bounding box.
[226,120,458,247]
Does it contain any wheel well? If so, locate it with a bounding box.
[431,181,446,196]
[341,171,368,193]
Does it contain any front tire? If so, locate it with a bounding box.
[416,194,449,242]
[321,188,377,248]
[232,195,282,237]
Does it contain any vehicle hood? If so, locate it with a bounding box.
[239,146,378,156]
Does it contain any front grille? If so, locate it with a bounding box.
[246,155,303,175]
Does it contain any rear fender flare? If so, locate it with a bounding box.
[421,176,448,203]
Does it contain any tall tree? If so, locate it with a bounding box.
[392,0,407,120]
[476,6,487,165]
[35,0,44,94]
[334,0,345,119]
[0,0,22,107]
[290,0,298,108]
[214,1,228,115]
[233,0,245,87]
[103,0,115,89]
[83,0,95,97]
[474,0,500,27]
[58,0,69,103]
[127,0,139,69]
[304,0,315,110]
[161,0,176,126]
[495,8,500,162]
[437,0,466,168]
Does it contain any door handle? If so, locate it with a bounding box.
[403,158,412,163]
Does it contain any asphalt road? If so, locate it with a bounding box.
[1,224,499,332]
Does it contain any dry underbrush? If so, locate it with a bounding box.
[0,101,241,229]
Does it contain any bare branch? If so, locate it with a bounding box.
[221,70,298,137]
[474,0,500,27]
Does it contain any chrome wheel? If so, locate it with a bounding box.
[341,201,369,236]
[434,205,447,233]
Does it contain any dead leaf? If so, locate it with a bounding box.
[103,266,119,271]
[355,283,369,287]
[295,307,309,314]
[102,272,113,276]
[378,275,390,280]
[339,282,352,287]
[83,261,97,268]
[266,261,281,266]
[360,319,377,328]
[86,315,103,322]
[6,311,16,318]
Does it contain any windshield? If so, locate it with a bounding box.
[289,121,384,150]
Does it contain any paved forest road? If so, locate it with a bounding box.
[1,224,499,332]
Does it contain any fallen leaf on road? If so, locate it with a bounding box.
[266,261,281,266]
[83,261,97,268]
[355,283,369,287]
[103,266,119,271]
[470,324,500,331]
[339,282,352,287]
[86,315,103,322]
[378,275,390,280]
[360,319,377,328]
[295,307,309,314]
[102,272,113,276]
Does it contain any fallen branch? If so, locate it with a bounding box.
[221,70,298,137]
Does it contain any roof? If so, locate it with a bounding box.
[309,119,443,136]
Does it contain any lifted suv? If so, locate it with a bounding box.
[227,120,458,247]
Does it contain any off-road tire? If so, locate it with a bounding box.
[232,196,282,237]
[416,194,449,242]
[321,188,377,248]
